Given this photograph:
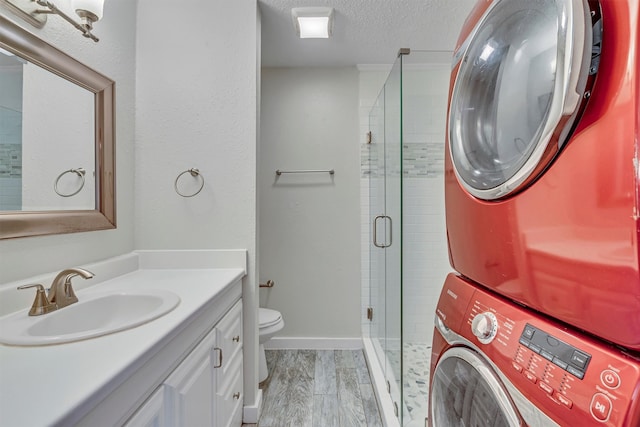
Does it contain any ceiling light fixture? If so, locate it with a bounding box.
[291,7,334,39]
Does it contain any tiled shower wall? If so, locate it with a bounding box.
[0,64,23,211]
[0,106,22,210]
[359,63,452,346]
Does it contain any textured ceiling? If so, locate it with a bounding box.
[258,0,477,67]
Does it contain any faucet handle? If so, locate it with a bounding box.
[17,284,58,316]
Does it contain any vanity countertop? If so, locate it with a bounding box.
[0,250,246,427]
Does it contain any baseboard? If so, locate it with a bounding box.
[243,389,262,424]
[264,337,363,350]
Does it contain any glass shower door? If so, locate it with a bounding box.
[369,56,403,420]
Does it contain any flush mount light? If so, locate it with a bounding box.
[291,7,334,39]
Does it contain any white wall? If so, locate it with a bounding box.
[0,0,137,283]
[135,0,260,416]
[259,67,361,339]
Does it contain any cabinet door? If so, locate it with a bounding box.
[164,329,216,427]
[123,387,166,427]
[214,300,243,427]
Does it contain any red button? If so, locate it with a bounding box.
[557,394,573,409]
[539,381,553,395]
[590,393,612,422]
[512,361,523,373]
[601,370,621,389]
[524,371,537,384]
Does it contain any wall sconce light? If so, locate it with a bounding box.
[0,0,104,42]
[291,7,334,39]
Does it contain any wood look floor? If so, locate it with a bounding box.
[246,349,383,427]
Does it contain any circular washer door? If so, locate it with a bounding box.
[431,347,521,427]
[449,0,600,200]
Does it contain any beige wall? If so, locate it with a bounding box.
[259,67,361,339]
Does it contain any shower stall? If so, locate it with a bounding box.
[361,50,452,427]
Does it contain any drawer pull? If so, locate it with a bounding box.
[233,335,240,343]
[213,347,223,368]
[233,392,241,400]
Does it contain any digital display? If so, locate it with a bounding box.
[519,323,591,379]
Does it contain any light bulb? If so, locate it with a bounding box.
[73,0,104,21]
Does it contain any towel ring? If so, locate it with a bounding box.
[175,168,205,197]
[54,168,86,197]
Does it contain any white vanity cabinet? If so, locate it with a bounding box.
[125,300,243,427]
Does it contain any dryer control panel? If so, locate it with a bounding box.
[438,274,640,427]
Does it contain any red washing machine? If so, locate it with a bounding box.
[429,274,640,426]
[444,0,640,350]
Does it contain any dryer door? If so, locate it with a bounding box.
[449,0,600,200]
[431,347,521,427]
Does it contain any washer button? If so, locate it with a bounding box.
[571,350,589,369]
[601,370,620,389]
[539,381,553,395]
[590,393,612,422]
[524,371,537,384]
[557,394,573,409]
[522,325,535,339]
[567,365,585,379]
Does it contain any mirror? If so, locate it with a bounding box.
[0,14,115,239]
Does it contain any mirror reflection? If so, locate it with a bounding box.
[0,14,115,239]
[0,48,95,211]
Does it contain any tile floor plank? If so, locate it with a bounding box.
[336,367,368,427]
[314,350,338,395]
[260,350,382,427]
[335,349,356,369]
[353,350,371,385]
[312,394,339,427]
[359,382,383,427]
[260,350,315,427]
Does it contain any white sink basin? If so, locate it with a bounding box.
[0,289,180,346]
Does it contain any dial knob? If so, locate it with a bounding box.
[471,312,498,344]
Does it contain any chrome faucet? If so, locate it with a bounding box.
[48,268,94,309]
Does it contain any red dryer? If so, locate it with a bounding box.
[444,0,640,350]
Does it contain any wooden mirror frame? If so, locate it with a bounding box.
[0,14,115,239]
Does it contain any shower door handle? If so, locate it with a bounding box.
[373,215,392,248]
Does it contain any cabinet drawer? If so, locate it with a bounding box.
[215,355,243,427]
[215,299,242,378]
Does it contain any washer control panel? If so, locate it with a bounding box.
[441,273,640,427]
[518,323,591,380]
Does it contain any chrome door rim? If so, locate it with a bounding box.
[448,0,596,200]
[431,346,522,426]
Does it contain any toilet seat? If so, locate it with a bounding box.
[259,308,282,328]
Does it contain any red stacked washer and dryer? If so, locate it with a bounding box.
[429,0,639,425]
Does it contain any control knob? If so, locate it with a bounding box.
[471,312,498,344]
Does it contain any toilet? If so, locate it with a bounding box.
[258,307,284,383]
